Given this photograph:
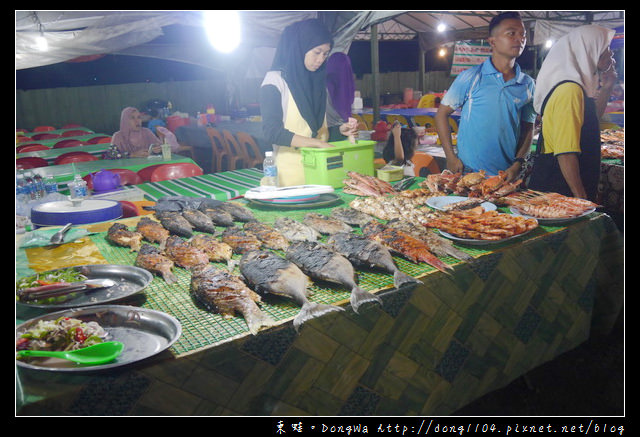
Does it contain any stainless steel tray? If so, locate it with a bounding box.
[16,305,181,372]
[16,264,153,309]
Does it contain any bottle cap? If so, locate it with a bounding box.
[265,151,273,157]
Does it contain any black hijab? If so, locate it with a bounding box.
[271,19,333,137]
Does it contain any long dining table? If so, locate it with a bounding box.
[15,172,623,417]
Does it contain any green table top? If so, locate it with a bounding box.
[17,143,109,163]
[17,133,109,148]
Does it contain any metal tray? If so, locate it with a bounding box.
[16,305,181,372]
[16,264,153,309]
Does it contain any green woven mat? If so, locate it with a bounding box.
[89,189,566,357]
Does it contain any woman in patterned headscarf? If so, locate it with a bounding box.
[111,107,162,157]
[528,25,617,201]
[260,19,357,186]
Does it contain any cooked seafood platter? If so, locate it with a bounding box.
[18,173,599,346]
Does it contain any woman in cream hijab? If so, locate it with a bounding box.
[528,25,617,201]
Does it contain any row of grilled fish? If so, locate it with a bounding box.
[105,196,473,335]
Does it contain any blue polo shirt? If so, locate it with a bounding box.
[441,58,536,175]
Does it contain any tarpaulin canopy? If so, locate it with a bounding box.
[16,10,624,71]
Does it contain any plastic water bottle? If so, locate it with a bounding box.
[44,175,58,194]
[16,172,29,202]
[23,171,36,199]
[69,174,88,201]
[260,151,277,189]
[33,173,45,199]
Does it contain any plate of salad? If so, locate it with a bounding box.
[16,305,182,371]
[16,264,153,309]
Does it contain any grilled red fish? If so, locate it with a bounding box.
[164,235,209,269]
[362,221,452,273]
[135,243,178,284]
[106,223,143,252]
[136,217,170,247]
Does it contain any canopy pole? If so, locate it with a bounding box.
[370,24,380,125]
[419,47,425,93]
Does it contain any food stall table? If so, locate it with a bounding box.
[15,177,623,416]
[29,154,198,189]
[17,133,110,149]
[19,127,94,138]
[134,167,263,201]
[17,143,110,164]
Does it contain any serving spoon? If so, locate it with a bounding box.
[16,341,124,365]
[49,223,73,245]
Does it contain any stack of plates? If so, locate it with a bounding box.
[244,185,337,207]
[31,199,123,226]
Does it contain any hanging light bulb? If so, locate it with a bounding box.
[203,10,241,53]
[438,47,447,57]
[545,39,554,49]
[35,33,48,51]
[437,23,447,33]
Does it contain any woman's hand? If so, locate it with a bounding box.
[339,118,358,137]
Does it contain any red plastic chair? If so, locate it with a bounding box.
[53,139,85,149]
[136,164,165,182]
[53,151,99,165]
[85,136,112,144]
[16,157,49,169]
[31,132,61,141]
[17,143,49,154]
[235,131,264,168]
[33,126,56,132]
[150,163,204,182]
[109,168,143,186]
[61,129,91,137]
[16,136,31,143]
[16,128,29,134]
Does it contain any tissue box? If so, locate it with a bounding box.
[301,140,375,188]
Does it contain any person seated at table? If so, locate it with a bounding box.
[146,108,167,136]
[382,121,418,176]
[111,107,162,158]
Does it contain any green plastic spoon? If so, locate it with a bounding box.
[16,341,124,365]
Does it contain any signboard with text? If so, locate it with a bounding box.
[450,41,491,76]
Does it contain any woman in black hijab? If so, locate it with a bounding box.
[260,18,357,186]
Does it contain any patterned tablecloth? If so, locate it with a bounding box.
[16,178,624,416]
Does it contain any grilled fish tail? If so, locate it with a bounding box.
[393,270,422,288]
[293,301,344,331]
[244,304,277,335]
[350,286,382,313]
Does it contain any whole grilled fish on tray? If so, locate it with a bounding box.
[106,223,143,252]
[164,235,209,269]
[243,222,289,251]
[190,264,275,335]
[182,209,217,234]
[239,250,343,331]
[273,217,320,242]
[135,243,178,284]
[136,217,170,248]
[188,234,233,263]
[303,212,352,235]
[285,241,382,313]
[155,211,193,238]
[221,226,262,254]
[326,232,421,289]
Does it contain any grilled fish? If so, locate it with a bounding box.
[135,243,178,284]
[243,222,289,251]
[362,221,452,273]
[330,207,375,228]
[198,203,236,227]
[219,202,257,222]
[182,209,217,234]
[156,211,193,238]
[326,232,421,289]
[190,263,275,335]
[239,250,343,330]
[273,217,320,242]
[164,235,209,269]
[303,212,352,235]
[285,241,382,313]
[106,223,143,252]
[221,226,262,254]
[189,234,233,263]
[386,218,473,262]
[136,217,170,248]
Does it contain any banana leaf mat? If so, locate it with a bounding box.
[82,188,572,358]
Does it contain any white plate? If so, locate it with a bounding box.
[437,225,536,246]
[509,206,596,225]
[244,184,334,201]
[426,195,497,212]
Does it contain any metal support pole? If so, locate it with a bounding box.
[370,24,380,125]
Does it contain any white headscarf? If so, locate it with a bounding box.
[533,24,615,114]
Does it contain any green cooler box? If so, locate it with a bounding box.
[300,140,376,188]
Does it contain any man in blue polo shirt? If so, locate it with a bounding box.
[435,11,535,179]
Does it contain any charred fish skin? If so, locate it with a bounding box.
[273,217,320,242]
[387,219,473,262]
[189,264,275,335]
[182,209,218,234]
[239,250,343,331]
[326,232,421,289]
[285,241,382,313]
[164,235,210,269]
[303,212,353,235]
[221,226,262,254]
[219,202,257,223]
[198,204,236,227]
[330,207,375,228]
[243,222,289,251]
[106,223,143,252]
[135,243,178,284]
[136,217,170,247]
[189,234,233,263]
[156,211,194,238]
